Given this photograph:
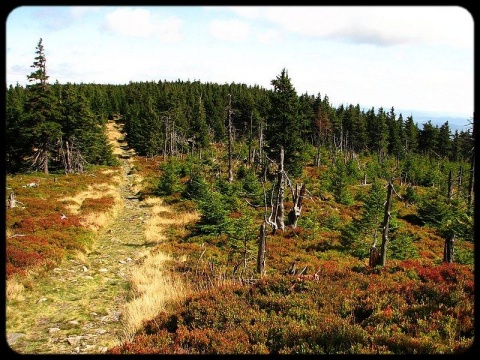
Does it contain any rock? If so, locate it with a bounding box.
[99,268,108,273]
[126,257,132,262]
[118,260,126,264]
[37,297,47,303]
[66,336,82,346]
[7,333,25,345]
[96,329,107,334]
[48,327,61,334]
[68,320,79,325]
[82,266,88,272]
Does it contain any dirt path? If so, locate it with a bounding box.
[6,121,156,354]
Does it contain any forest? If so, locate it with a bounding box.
[5,38,475,354]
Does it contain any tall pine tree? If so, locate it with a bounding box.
[23,38,62,174]
[265,69,302,176]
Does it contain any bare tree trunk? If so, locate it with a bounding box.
[369,246,380,267]
[380,178,394,266]
[443,232,455,263]
[458,165,463,188]
[227,93,233,183]
[447,169,453,203]
[257,221,266,277]
[42,147,49,175]
[288,183,306,228]
[7,192,16,208]
[274,147,285,231]
[65,140,72,173]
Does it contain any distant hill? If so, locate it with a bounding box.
[399,110,473,133]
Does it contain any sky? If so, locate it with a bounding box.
[5,5,474,121]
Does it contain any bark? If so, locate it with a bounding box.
[288,183,306,228]
[379,179,394,266]
[7,192,16,208]
[256,221,267,277]
[369,246,380,267]
[447,169,453,203]
[443,233,455,263]
[274,147,285,231]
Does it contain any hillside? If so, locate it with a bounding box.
[5,63,475,354]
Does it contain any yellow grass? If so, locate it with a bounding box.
[58,181,124,231]
[121,251,190,341]
[106,121,124,156]
[144,211,199,244]
[142,197,163,206]
[6,278,25,302]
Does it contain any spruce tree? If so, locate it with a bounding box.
[265,69,302,176]
[23,38,62,174]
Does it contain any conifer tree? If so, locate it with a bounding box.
[265,69,302,176]
[23,38,62,174]
[60,84,116,169]
[5,84,27,172]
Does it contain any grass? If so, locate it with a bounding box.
[143,198,199,244]
[121,251,191,342]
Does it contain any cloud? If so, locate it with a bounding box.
[257,29,281,44]
[35,7,72,31]
[70,6,100,19]
[208,19,250,42]
[103,7,183,42]
[230,6,473,49]
[227,6,263,20]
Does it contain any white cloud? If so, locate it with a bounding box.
[227,6,263,20]
[257,29,281,44]
[104,7,183,42]
[257,6,473,49]
[208,19,250,42]
[70,6,100,19]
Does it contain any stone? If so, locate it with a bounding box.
[7,333,25,345]
[48,328,61,334]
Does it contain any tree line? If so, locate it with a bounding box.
[6,39,474,178]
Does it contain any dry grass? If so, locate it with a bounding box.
[144,209,199,244]
[58,182,124,231]
[121,251,190,341]
[106,121,124,156]
[6,278,25,302]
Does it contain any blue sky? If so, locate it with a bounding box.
[6,6,474,120]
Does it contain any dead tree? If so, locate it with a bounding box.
[287,183,306,229]
[274,147,286,231]
[369,246,380,267]
[248,110,253,166]
[256,221,267,277]
[447,169,453,203]
[7,192,16,208]
[443,232,455,263]
[379,178,394,266]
